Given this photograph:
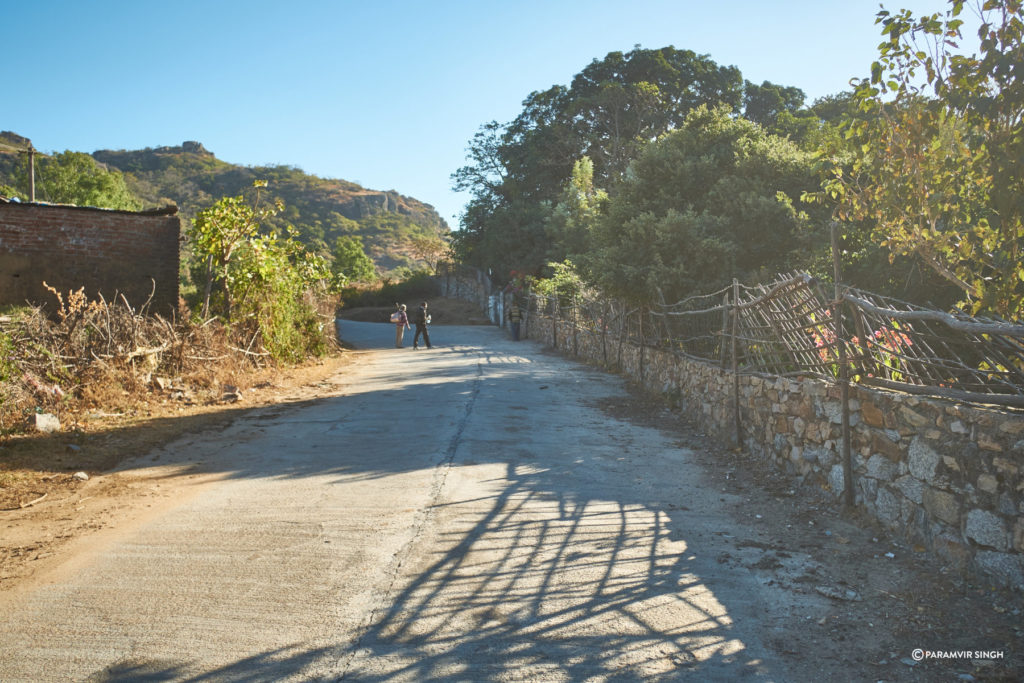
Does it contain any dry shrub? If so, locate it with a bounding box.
[0,283,333,435]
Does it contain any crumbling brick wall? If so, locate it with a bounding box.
[0,201,180,315]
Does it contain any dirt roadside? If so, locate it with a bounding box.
[0,297,486,594]
[0,353,358,592]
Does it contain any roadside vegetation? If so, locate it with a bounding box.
[453,0,1022,320]
[0,180,357,439]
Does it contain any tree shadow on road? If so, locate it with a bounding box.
[86,643,334,682]
[337,457,771,681]
[34,326,784,681]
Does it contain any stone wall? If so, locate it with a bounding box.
[438,265,494,316]
[0,201,180,315]
[525,312,1024,589]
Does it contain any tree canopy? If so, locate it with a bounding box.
[820,0,1024,318]
[451,46,757,279]
[23,151,141,210]
[587,105,820,303]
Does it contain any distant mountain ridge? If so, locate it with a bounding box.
[0,133,448,274]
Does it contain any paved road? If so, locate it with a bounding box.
[0,322,817,681]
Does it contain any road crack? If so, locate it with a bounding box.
[336,358,483,678]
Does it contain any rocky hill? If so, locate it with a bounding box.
[0,133,449,274]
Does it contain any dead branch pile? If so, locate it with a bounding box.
[0,285,241,432]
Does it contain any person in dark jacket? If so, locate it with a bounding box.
[508,300,523,341]
[413,301,432,349]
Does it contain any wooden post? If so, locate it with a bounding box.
[656,287,672,350]
[601,301,609,366]
[731,279,741,448]
[720,291,730,369]
[27,145,36,202]
[552,296,558,349]
[639,307,646,383]
[572,296,579,357]
[832,223,855,509]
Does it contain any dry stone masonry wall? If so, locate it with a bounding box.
[526,313,1024,590]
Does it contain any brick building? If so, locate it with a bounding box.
[0,198,180,315]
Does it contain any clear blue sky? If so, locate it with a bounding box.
[3,0,951,228]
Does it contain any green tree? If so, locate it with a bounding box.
[545,156,608,260]
[743,80,806,128]
[189,181,282,319]
[588,105,821,303]
[189,181,335,362]
[226,229,333,362]
[451,46,753,279]
[28,151,141,210]
[331,235,377,283]
[822,0,1024,318]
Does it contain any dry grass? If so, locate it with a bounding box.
[0,284,338,437]
[0,284,345,510]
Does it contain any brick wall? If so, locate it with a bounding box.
[0,201,180,315]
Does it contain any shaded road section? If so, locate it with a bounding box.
[0,321,824,681]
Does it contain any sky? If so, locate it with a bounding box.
[3,0,956,229]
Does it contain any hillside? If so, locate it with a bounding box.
[0,133,449,274]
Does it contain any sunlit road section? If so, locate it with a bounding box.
[0,321,792,681]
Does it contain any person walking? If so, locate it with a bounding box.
[413,301,432,349]
[394,304,410,348]
[508,300,523,341]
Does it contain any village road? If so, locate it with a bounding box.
[0,322,893,681]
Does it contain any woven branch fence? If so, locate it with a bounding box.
[521,272,1024,408]
[514,265,1024,505]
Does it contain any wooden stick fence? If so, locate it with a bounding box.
[516,264,1024,505]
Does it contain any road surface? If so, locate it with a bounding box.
[0,322,913,681]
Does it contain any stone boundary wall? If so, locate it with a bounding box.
[0,201,180,315]
[525,312,1024,589]
[438,265,494,317]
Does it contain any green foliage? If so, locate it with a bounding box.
[531,260,585,306]
[189,181,283,318]
[226,229,333,363]
[0,329,16,384]
[451,46,753,279]
[819,0,1024,318]
[451,196,553,281]
[188,182,335,363]
[17,151,141,210]
[545,157,608,261]
[331,235,377,283]
[588,105,822,304]
[743,80,806,128]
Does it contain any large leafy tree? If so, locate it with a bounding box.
[823,0,1024,318]
[452,46,748,280]
[331,235,377,283]
[743,80,806,128]
[27,151,140,210]
[587,105,821,304]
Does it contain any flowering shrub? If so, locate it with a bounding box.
[809,308,916,381]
